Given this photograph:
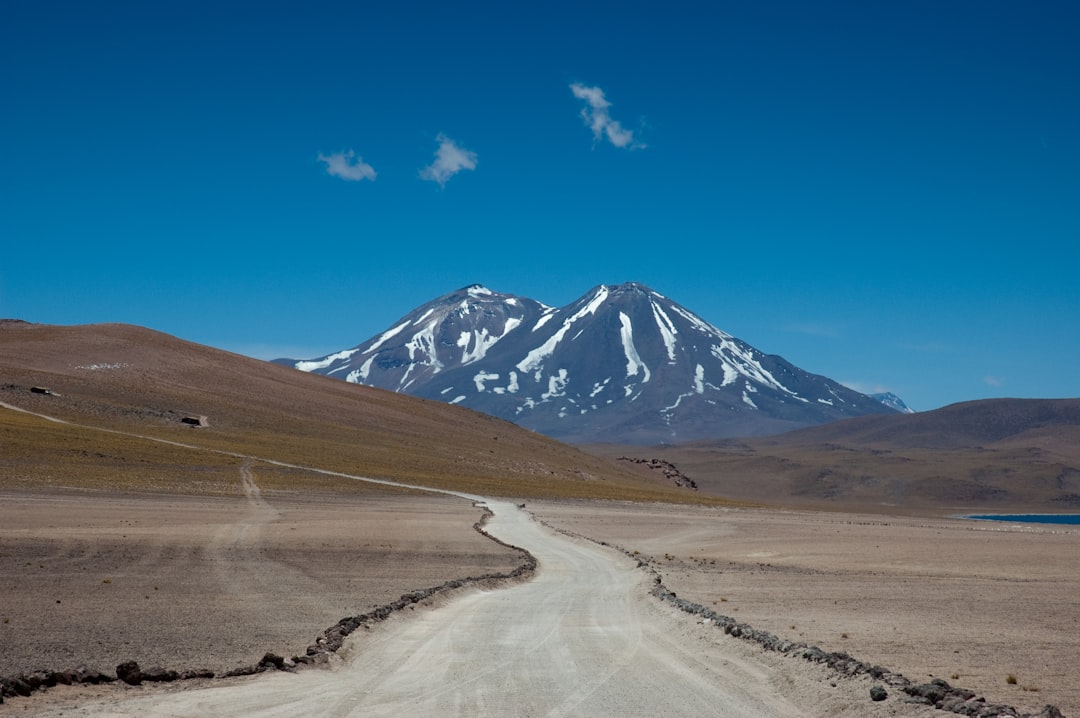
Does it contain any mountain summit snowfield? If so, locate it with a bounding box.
[279,283,896,443]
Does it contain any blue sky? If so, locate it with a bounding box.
[3,0,1078,412]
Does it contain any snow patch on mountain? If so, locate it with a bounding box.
[518,287,608,374]
[473,371,499,391]
[652,303,678,362]
[295,347,360,373]
[619,312,650,382]
[459,317,520,365]
[542,369,569,400]
[371,320,412,353]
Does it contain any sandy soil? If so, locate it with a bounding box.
[531,500,1080,717]
[0,482,521,679]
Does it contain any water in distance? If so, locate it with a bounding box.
[965,514,1080,525]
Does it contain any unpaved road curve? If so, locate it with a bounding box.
[32,499,838,718]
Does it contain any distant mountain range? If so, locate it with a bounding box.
[633,398,1080,511]
[278,283,899,444]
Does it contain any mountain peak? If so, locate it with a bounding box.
[284,284,896,443]
[461,284,495,297]
[871,392,916,414]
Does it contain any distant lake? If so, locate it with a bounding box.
[965,514,1080,525]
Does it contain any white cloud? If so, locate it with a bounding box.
[570,83,642,149]
[419,134,477,187]
[841,380,891,395]
[318,150,377,182]
[983,374,1006,387]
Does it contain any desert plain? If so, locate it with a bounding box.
[2,475,1077,716]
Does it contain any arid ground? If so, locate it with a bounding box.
[532,500,1080,717]
[3,483,1076,716]
[0,484,520,680]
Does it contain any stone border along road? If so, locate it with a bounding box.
[536,519,1066,718]
[0,399,1068,717]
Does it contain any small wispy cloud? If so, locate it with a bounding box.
[317,150,377,182]
[782,321,841,338]
[569,83,643,149]
[419,134,477,187]
[842,380,891,395]
[983,374,1006,387]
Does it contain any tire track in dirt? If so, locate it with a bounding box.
[204,460,281,599]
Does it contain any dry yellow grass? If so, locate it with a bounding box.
[0,321,739,505]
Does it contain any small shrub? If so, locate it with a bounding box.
[1006,675,1018,685]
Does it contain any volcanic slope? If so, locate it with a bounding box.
[0,319,696,501]
[599,398,1080,513]
[280,283,895,444]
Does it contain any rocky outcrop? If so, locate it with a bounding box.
[618,457,697,489]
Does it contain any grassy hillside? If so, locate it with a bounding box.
[0,320,733,503]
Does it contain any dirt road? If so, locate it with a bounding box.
[26,496,930,718]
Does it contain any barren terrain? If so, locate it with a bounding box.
[7,494,943,718]
[532,501,1080,717]
[0,483,520,679]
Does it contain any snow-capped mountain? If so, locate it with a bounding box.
[286,285,550,393]
[278,283,897,444]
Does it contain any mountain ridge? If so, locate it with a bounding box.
[595,397,1080,512]
[280,282,898,443]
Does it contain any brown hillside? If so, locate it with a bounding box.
[587,398,1080,514]
[0,321,721,502]
[760,398,1080,449]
